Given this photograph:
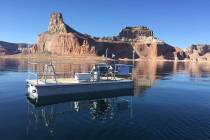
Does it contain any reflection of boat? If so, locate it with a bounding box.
[27,93,134,136]
[26,62,134,101]
[28,88,134,106]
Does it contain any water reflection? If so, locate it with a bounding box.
[1,58,210,139]
[1,58,210,76]
[27,102,56,136]
[1,58,210,95]
[27,96,133,136]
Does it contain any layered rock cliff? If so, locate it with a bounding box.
[31,12,184,60]
[132,36,185,60]
[32,12,95,55]
[185,44,210,61]
[1,12,209,61]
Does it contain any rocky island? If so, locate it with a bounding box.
[1,12,210,62]
[30,12,185,60]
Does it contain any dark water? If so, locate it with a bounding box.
[0,59,210,140]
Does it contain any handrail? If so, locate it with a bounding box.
[28,61,96,65]
[27,61,134,85]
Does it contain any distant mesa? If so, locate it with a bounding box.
[119,26,153,40]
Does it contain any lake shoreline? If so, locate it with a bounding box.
[1,54,210,63]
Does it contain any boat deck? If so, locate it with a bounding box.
[27,77,132,86]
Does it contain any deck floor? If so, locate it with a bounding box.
[27,77,132,86]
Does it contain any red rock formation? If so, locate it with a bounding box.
[32,12,183,60]
[185,44,210,61]
[119,26,153,40]
[132,37,183,60]
[32,12,95,55]
[48,13,69,33]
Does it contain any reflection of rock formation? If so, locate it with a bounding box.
[0,59,6,71]
[134,61,175,95]
[132,60,210,96]
[186,62,210,78]
[133,61,158,96]
[0,59,27,72]
[172,61,187,74]
[134,61,158,81]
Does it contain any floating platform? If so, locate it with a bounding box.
[27,77,134,101]
[27,88,134,106]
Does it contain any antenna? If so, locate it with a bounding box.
[27,44,30,80]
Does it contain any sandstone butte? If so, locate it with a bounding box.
[4,12,210,61]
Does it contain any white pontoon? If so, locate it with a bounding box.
[26,62,134,101]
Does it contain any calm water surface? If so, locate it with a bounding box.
[0,59,210,140]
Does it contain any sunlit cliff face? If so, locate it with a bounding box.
[48,12,69,34]
[30,12,184,60]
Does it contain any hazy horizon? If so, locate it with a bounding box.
[0,0,210,48]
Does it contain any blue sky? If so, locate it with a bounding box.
[0,0,209,48]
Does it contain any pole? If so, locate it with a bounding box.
[132,50,135,67]
[132,50,135,80]
[112,53,115,65]
[27,44,30,80]
[106,48,108,63]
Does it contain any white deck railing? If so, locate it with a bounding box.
[27,61,134,85]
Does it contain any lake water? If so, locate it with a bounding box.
[0,59,210,140]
